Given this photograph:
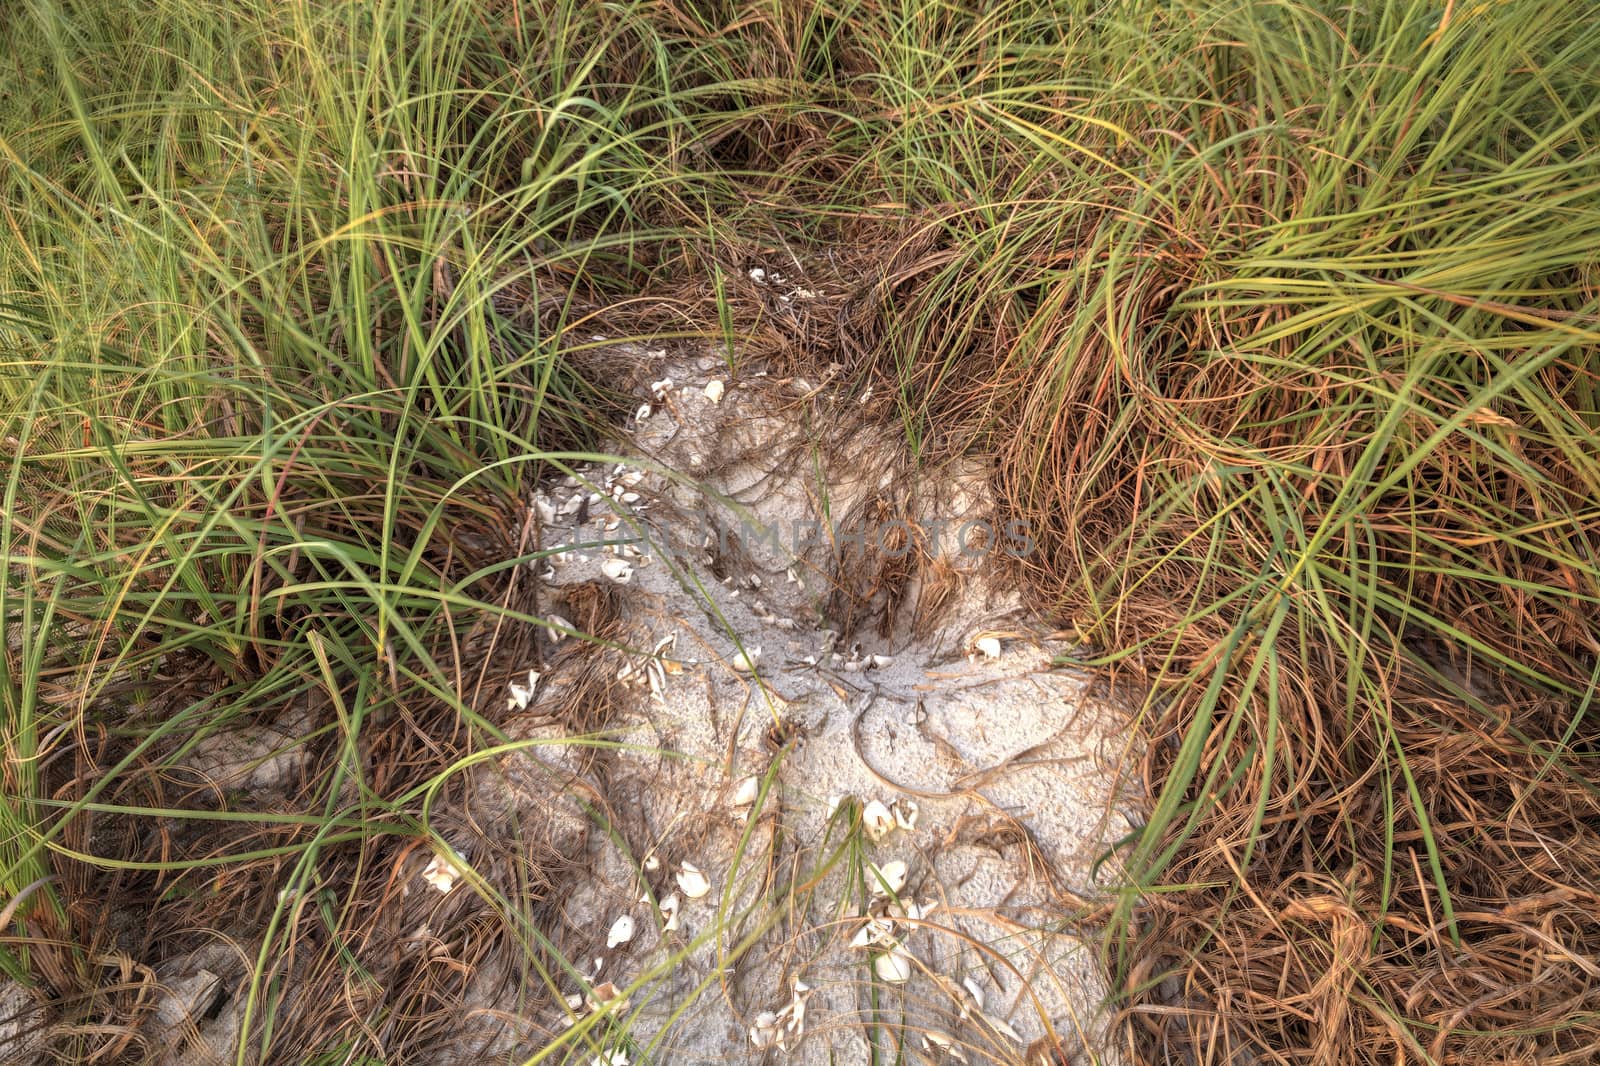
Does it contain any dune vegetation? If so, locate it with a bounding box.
[3,0,1598,1061]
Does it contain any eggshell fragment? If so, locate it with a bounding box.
[505,668,541,710]
[861,800,895,842]
[870,860,909,896]
[874,944,914,983]
[659,892,681,932]
[676,861,712,899]
[606,914,635,949]
[732,775,761,807]
[421,850,465,894]
[892,798,920,831]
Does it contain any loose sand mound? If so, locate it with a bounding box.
[461,349,1138,1065]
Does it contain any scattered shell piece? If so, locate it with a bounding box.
[646,658,667,702]
[985,1015,1024,1043]
[544,615,572,643]
[749,1011,781,1049]
[649,377,674,400]
[861,800,896,843]
[849,917,895,949]
[870,653,894,669]
[732,775,761,807]
[730,646,762,673]
[676,861,712,899]
[781,976,813,1046]
[923,1031,968,1062]
[962,976,985,1011]
[874,944,914,983]
[825,795,845,820]
[643,855,661,872]
[748,267,767,283]
[589,1050,630,1066]
[634,402,652,422]
[887,897,934,922]
[505,668,541,711]
[892,798,920,831]
[606,914,635,949]
[601,558,633,584]
[533,494,557,525]
[659,892,681,932]
[973,635,1003,660]
[585,981,628,1013]
[703,379,726,404]
[870,860,909,896]
[421,850,466,894]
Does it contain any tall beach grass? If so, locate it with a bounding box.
[3,0,1598,1062]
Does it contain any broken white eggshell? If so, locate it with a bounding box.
[973,635,1003,660]
[731,775,761,807]
[887,897,934,922]
[849,916,895,949]
[870,860,909,896]
[985,1015,1024,1043]
[420,850,466,894]
[892,798,920,831]
[600,557,633,584]
[658,892,681,932]
[861,799,896,842]
[730,646,762,673]
[923,1031,968,1062]
[584,981,628,1014]
[749,1010,781,1049]
[606,914,635,949]
[649,377,674,399]
[505,668,540,711]
[676,861,712,899]
[703,379,726,404]
[873,943,915,983]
